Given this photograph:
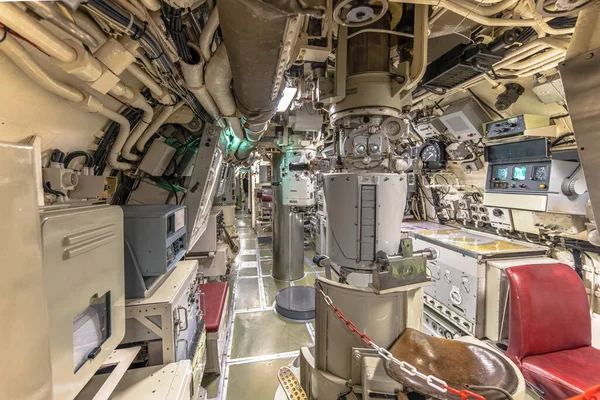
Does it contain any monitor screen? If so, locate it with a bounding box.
[513,166,527,181]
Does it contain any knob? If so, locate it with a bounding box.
[511,184,516,188]
[519,184,527,188]
[568,179,587,196]
[493,208,504,217]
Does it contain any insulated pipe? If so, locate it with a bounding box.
[140,0,161,11]
[406,5,428,91]
[73,11,108,50]
[227,117,246,141]
[0,3,77,63]
[136,101,186,152]
[100,107,134,170]
[127,63,169,100]
[199,8,219,62]
[0,35,84,103]
[120,94,154,161]
[389,0,552,28]
[494,38,569,69]
[205,45,236,117]
[26,2,98,48]
[180,47,220,119]
[0,32,135,170]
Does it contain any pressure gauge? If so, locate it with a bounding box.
[419,141,447,171]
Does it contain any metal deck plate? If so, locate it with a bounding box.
[234,278,261,310]
[230,311,313,359]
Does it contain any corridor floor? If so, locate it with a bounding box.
[202,214,327,399]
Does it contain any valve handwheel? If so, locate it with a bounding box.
[333,0,389,27]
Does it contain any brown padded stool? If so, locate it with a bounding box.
[385,328,519,400]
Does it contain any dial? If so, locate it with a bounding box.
[533,165,549,181]
[419,141,446,171]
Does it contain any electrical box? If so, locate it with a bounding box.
[439,99,489,142]
[188,210,224,255]
[139,139,176,176]
[413,118,446,139]
[122,205,187,298]
[484,114,551,142]
[70,175,117,200]
[39,205,126,400]
[43,166,79,191]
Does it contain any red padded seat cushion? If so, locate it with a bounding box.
[202,281,228,333]
[522,346,600,399]
[261,194,273,202]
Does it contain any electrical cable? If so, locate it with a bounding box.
[43,181,65,197]
[64,151,94,169]
[166,179,180,204]
[550,132,574,147]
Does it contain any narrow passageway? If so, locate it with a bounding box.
[202,213,327,399]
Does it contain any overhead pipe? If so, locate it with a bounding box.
[73,11,108,50]
[26,2,98,48]
[199,8,219,62]
[217,0,326,160]
[406,5,429,91]
[205,45,237,117]
[181,45,220,119]
[136,101,186,152]
[0,3,77,62]
[389,0,574,33]
[0,34,84,103]
[120,94,154,161]
[0,34,134,170]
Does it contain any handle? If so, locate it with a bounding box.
[175,306,189,332]
[199,292,207,318]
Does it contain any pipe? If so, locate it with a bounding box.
[180,46,220,119]
[205,45,236,117]
[389,0,546,27]
[127,63,169,100]
[199,8,219,62]
[0,30,135,170]
[26,2,98,48]
[121,94,154,161]
[136,101,186,152]
[100,107,134,170]
[0,3,77,63]
[140,0,161,11]
[73,11,108,50]
[0,35,84,103]
[227,117,246,141]
[494,37,569,70]
[406,4,428,91]
[110,81,136,100]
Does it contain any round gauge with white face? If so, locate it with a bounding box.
[533,165,549,181]
[419,141,446,171]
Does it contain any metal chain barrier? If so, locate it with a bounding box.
[315,284,486,400]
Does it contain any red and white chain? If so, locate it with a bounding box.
[315,285,486,400]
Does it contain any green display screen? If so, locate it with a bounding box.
[495,167,508,181]
[513,166,527,181]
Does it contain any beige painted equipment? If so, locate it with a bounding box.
[122,260,207,394]
[76,360,194,400]
[39,205,126,400]
[0,140,53,400]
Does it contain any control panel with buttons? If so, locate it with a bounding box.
[484,114,549,140]
[486,161,552,194]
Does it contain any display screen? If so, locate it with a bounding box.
[513,166,527,181]
[495,167,508,181]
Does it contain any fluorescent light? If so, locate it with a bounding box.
[276,87,298,112]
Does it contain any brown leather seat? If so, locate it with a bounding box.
[385,328,519,400]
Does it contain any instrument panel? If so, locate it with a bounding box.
[487,161,552,192]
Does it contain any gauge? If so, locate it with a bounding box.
[419,141,447,171]
[533,165,549,181]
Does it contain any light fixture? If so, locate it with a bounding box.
[276,87,298,112]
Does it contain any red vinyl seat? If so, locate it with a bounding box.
[202,282,229,333]
[506,263,600,399]
[261,194,273,202]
